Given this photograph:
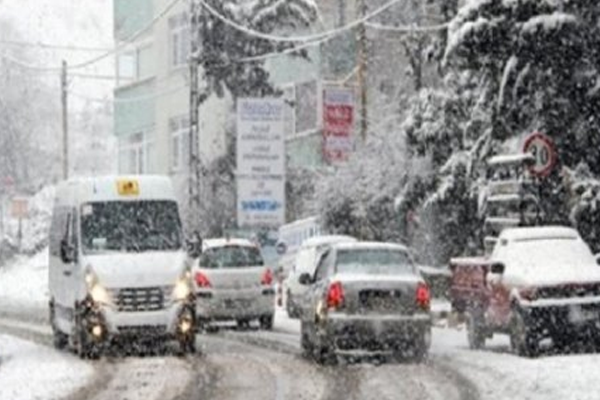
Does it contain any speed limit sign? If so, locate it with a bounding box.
[523,132,557,178]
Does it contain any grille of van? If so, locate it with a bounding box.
[114,287,169,312]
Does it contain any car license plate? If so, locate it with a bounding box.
[568,305,598,323]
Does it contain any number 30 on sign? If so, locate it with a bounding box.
[523,132,557,178]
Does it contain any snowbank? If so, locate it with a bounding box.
[3,186,54,255]
[0,248,49,311]
[0,334,93,400]
[434,327,600,400]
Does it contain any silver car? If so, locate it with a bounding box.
[298,242,432,363]
[193,238,275,330]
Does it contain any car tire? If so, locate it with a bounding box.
[259,314,274,330]
[49,302,69,350]
[510,309,539,358]
[286,292,299,319]
[300,321,314,358]
[410,328,430,363]
[314,339,336,366]
[466,310,486,350]
[237,319,251,330]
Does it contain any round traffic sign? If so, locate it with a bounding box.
[523,132,556,178]
[275,241,287,255]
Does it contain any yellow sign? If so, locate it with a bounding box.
[116,179,140,196]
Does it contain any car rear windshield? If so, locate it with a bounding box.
[335,249,414,275]
[200,245,264,268]
[81,200,183,254]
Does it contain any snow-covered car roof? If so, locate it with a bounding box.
[300,235,357,249]
[331,242,410,252]
[202,238,258,250]
[499,226,580,241]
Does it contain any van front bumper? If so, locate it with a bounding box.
[92,301,194,339]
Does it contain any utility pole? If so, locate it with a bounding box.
[61,60,69,180]
[188,0,202,229]
[356,0,368,143]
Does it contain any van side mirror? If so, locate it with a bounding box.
[187,231,203,259]
[491,262,505,275]
[595,254,600,266]
[299,273,313,286]
[60,239,76,264]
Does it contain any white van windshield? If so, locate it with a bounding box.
[81,201,183,254]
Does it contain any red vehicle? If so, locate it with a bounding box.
[450,226,600,357]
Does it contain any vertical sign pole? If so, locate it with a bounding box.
[189,0,202,230]
[61,60,69,180]
[356,0,368,143]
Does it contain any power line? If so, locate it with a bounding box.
[365,21,449,33]
[0,39,112,52]
[197,0,404,43]
[69,84,187,104]
[0,0,182,72]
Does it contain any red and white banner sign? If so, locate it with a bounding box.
[323,87,354,163]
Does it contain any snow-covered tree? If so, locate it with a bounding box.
[195,0,318,101]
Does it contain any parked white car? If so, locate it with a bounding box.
[193,238,276,329]
[284,235,356,318]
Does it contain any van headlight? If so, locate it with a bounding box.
[85,269,113,306]
[172,270,192,302]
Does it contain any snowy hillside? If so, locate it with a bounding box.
[0,0,114,102]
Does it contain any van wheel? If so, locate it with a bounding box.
[49,302,68,350]
[74,313,100,360]
[466,310,486,350]
[178,335,197,355]
[259,314,274,330]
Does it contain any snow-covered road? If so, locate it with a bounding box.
[3,250,600,400]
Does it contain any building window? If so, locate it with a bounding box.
[119,132,152,174]
[169,13,190,69]
[117,51,136,85]
[169,116,190,171]
[116,44,154,85]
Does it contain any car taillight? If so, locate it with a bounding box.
[326,281,345,310]
[195,272,212,288]
[416,282,430,310]
[261,268,273,286]
[519,287,538,301]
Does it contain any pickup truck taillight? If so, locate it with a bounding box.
[195,272,212,288]
[519,287,538,301]
[327,281,345,310]
[416,282,431,311]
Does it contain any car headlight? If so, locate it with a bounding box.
[172,271,192,302]
[85,269,113,306]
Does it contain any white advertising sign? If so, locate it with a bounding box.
[236,98,286,228]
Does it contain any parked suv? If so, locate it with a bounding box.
[193,238,275,330]
[451,226,600,356]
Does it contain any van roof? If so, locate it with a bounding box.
[331,242,409,252]
[300,235,357,249]
[499,226,580,241]
[203,238,257,250]
[54,175,177,206]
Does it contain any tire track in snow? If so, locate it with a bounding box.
[202,335,327,400]
[0,312,205,400]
